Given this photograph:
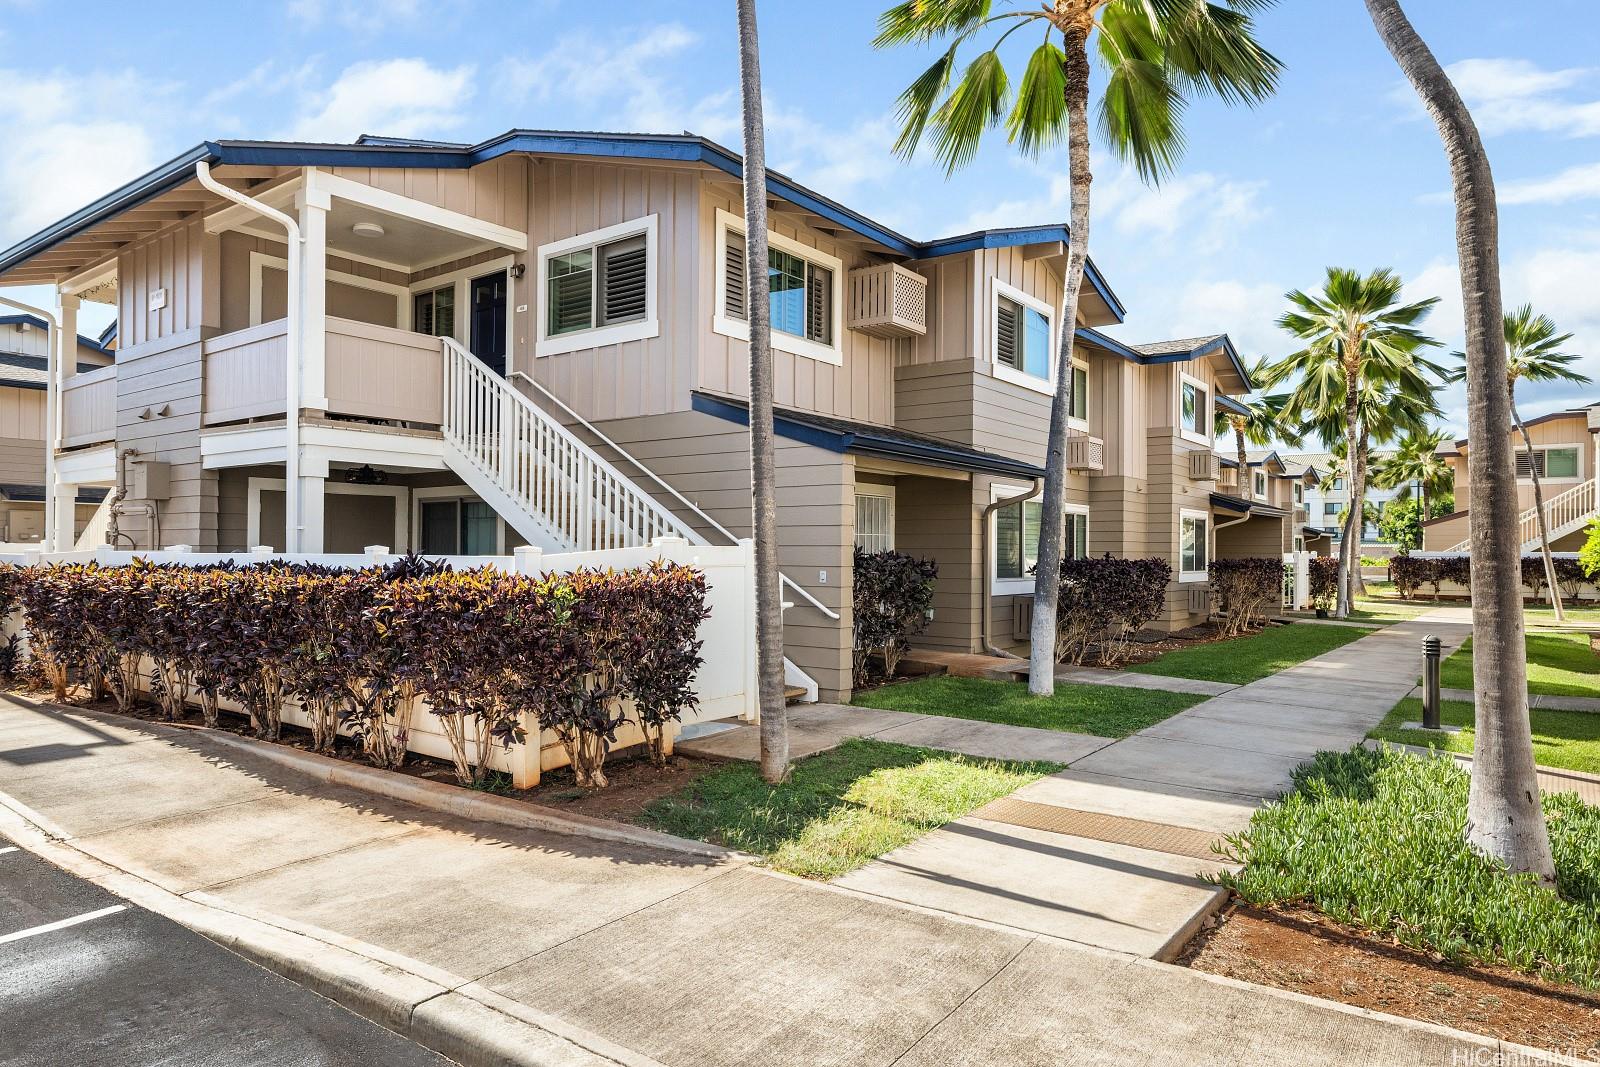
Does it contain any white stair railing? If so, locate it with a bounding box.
[441,339,697,551]
[1447,478,1597,552]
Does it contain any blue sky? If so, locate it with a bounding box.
[1,0,1596,434]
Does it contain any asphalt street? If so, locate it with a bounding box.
[0,834,452,1067]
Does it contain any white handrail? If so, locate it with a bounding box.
[509,369,839,620]
[1448,478,1596,552]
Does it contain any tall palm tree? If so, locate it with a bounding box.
[1365,0,1554,882]
[876,0,1281,696]
[736,0,787,784]
[1213,359,1298,476]
[1260,268,1445,617]
[1447,306,1591,621]
[1372,427,1455,521]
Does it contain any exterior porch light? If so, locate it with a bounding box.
[351,221,386,239]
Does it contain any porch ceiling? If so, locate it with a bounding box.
[325,198,492,270]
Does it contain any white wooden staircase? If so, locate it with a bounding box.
[1447,477,1597,552]
[439,339,829,701]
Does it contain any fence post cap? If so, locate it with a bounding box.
[249,545,274,556]
[363,544,391,558]
[162,544,192,553]
[512,544,543,575]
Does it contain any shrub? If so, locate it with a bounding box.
[1581,518,1600,582]
[1554,554,1590,602]
[1054,556,1170,666]
[1388,554,1427,600]
[1520,554,1551,603]
[1208,557,1282,636]
[1308,556,1340,608]
[852,548,938,686]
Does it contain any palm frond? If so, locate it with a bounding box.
[873,0,994,47]
[927,48,1012,175]
[1006,41,1068,157]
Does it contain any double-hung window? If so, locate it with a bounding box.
[991,280,1053,392]
[855,491,895,553]
[536,216,659,357]
[715,209,842,366]
[1179,510,1209,583]
[1517,446,1580,480]
[1253,471,1268,499]
[992,489,1089,592]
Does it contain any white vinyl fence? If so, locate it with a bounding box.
[0,537,757,787]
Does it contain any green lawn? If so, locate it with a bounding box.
[1524,604,1600,628]
[1130,622,1371,685]
[850,675,1200,737]
[639,738,1061,879]
[1348,596,1432,623]
[1441,632,1600,698]
[1218,747,1600,989]
[1370,697,1600,776]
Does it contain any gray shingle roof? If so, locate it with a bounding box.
[1131,335,1226,357]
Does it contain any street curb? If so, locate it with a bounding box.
[10,694,744,862]
[1149,885,1231,964]
[0,791,667,1067]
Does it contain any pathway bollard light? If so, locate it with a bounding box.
[1421,634,1442,731]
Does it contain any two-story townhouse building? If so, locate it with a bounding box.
[0,314,112,543]
[1288,449,1402,545]
[0,130,1278,701]
[1422,403,1599,552]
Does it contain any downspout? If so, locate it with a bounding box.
[194,162,304,551]
[0,296,60,550]
[981,478,1041,659]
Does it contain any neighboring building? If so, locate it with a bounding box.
[1422,403,1599,552]
[1284,449,1403,545]
[0,315,112,543]
[0,130,1309,701]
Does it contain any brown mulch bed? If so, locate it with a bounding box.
[1182,903,1600,1058]
[11,684,723,824]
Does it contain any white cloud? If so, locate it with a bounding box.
[1153,278,1285,358]
[0,68,164,244]
[1499,162,1600,205]
[1435,58,1600,138]
[288,59,476,142]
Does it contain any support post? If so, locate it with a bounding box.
[298,474,325,554]
[297,174,330,410]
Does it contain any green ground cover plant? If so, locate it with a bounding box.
[1218,747,1600,988]
[641,737,1060,879]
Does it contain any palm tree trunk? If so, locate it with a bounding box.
[1026,28,1093,698]
[1352,438,1371,596]
[736,0,787,783]
[1336,361,1360,619]
[1513,397,1564,620]
[1233,423,1248,479]
[1366,0,1554,881]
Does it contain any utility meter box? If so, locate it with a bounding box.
[130,460,171,500]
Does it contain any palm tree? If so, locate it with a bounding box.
[876,0,1281,696]
[1260,268,1445,617]
[1447,306,1591,621]
[1214,359,1298,476]
[1372,427,1455,521]
[1365,0,1555,881]
[736,0,788,784]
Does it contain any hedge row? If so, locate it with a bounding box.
[1389,554,1595,601]
[852,548,938,686]
[1208,557,1283,636]
[4,557,708,788]
[1055,556,1171,666]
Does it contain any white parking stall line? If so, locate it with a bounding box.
[0,905,127,945]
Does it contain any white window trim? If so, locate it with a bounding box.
[1517,445,1582,484]
[1294,482,1305,504]
[1067,356,1090,432]
[1253,470,1269,501]
[247,477,408,553]
[1179,507,1210,584]
[989,277,1057,397]
[1178,371,1212,445]
[712,208,844,367]
[854,485,896,552]
[1063,502,1090,561]
[988,484,1090,594]
[248,251,410,329]
[534,217,659,358]
[412,484,510,555]
[407,254,518,360]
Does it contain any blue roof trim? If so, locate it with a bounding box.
[920,227,1124,321]
[1140,334,1252,388]
[1075,326,1144,363]
[691,393,1047,479]
[1216,393,1251,417]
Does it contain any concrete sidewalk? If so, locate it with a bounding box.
[0,694,1519,1067]
[835,611,1474,960]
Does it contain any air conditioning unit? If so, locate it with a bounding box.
[847,263,928,338]
[1065,434,1105,472]
[1011,595,1033,642]
[1186,587,1211,615]
[1188,450,1220,481]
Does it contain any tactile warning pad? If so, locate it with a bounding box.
[970,798,1230,862]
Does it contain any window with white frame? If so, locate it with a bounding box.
[1179,509,1209,582]
[536,216,659,357]
[1294,482,1304,504]
[991,489,1088,592]
[1253,470,1268,499]
[1064,508,1089,560]
[714,208,842,366]
[855,490,895,553]
[1516,446,1580,480]
[1069,360,1089,425]
[991,279,1053,392]
[1179,374,1210,443]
